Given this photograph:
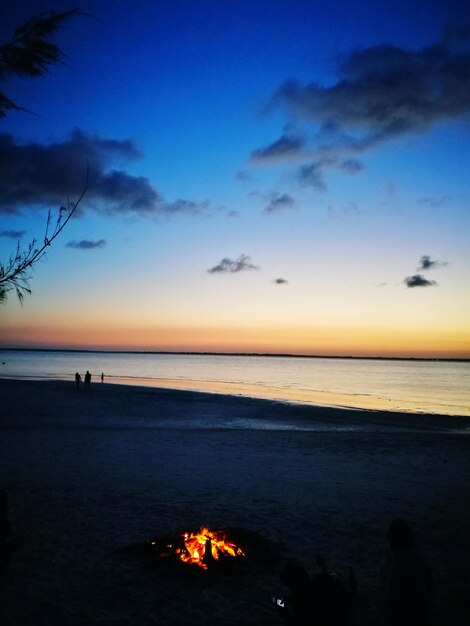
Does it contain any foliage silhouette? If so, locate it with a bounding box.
[0,8,81,116]
[0,8,87,304]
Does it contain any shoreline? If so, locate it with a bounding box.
[0,375,470,427]
[1,378,470,431]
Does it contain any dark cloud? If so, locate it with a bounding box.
[274,278,288,284]
[404,274,437,288]
[274,29,470,145]
[254,28,470,184]
[207,254,259,274]
[0,131,206,217]
[250,133,305,163]
[0,229,26,238]
[417,255,447,270]
[66,239,106,250]
[264,193,296,213]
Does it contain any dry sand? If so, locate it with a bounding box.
[0,379,469,625]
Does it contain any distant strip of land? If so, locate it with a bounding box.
[1,347,469,362]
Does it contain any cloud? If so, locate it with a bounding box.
[298,161,327,190]
[254,28,470,184]
[0,131,206,217]
[66,239,106,250]
[417,196,450,208]
[207,254,259,274]
[264,193,296,213]
[250,133,305,163]
[0,229,26,238]
[275,29,470,143]
[340,158,365,175]
[417,254,447,271]
[160,199,209,215]
[235,170,252,182]
[404,274,437,288]
[274,278,288,284]
[297,156,364,189]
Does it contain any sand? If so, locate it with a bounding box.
[0,379,469,625]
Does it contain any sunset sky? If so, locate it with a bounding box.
[1,0,469,357]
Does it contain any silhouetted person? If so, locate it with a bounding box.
[310,555,354,625]
[0,489,22,571]
[84,370,91,386]
[75,372,81,388]
[101,372,104,383]
[380,519,433,626]
[277,557,354,626]
[278,561,312,625]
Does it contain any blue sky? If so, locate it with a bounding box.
[1,0,469,356]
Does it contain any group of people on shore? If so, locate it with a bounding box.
[74,371,104,387]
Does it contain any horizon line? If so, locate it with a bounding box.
[0,347,469,363]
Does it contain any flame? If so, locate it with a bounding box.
[175,527,245,569]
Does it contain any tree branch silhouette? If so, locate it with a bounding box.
[0,168,88,304]
[0,8,88,304]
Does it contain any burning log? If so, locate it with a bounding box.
[150,527,246,570]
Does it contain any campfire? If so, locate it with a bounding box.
[151,526,246,570]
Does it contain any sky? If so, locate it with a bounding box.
[0,0,469,357]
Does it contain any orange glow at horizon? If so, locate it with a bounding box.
[1,321,469,359]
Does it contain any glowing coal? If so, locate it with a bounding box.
[151,526,246,570]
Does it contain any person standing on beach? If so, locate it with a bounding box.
[101,372,104,383]
[380,519,434,626]
[75,372,81,388]
[84,370,91,387]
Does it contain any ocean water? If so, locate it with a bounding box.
[1,349,469,417]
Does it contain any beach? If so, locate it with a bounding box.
[1,379,469,625]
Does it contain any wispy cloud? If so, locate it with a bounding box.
[297,156,365,189]
[404,274,437,288]
[235,170,252,182]
[340,159,365,175]
[0,229,26,238]
[66,239,106,250]
[250,133,305,163]
[298,161,328,190]
[417,196,451,208]
[207,254,259,274]
[0,131,207,217]
[417,254,447,270]
[264,193,296,214]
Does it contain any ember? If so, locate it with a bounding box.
[151,526,246,570]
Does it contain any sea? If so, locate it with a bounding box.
[1,349,469,417]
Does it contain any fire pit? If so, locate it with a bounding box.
[150,526,246,571]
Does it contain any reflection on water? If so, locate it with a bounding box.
[1,350,469,417]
